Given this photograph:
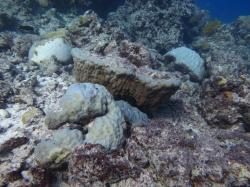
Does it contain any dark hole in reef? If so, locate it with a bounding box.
[182,16,198,45]
[123,123,132,138]
[115,95,137,108]
[88,0,125,18]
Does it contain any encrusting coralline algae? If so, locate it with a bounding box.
[0,0,250,186]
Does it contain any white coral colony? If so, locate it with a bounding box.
[29,37,72,66]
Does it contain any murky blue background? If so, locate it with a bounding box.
[196,0,250,22]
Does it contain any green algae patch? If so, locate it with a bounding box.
[21,107,41,125]
[42,28,67,39]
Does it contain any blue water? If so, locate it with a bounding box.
[196,0,250,23]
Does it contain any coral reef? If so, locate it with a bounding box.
[108,0,203,53]
[0,0,250,186]
[233,16,250,44]
[199,76,250,131]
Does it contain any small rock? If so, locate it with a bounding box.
[0,81,12,107]
[0,136,29,154]
[18,88,35,105]
[0,145,34,186]
[21,167,49,187]
[34,128,83,168]
[0,109,10,119]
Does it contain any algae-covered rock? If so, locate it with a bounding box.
[230,163,250,186]
[34,128,83,168]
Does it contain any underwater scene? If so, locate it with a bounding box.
[0,0,250,186]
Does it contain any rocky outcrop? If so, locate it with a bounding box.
[233,16,250,45]
[192,18,250,80]
[73,48,180,110]
[118,40,158,68]
[199,76,250,131]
